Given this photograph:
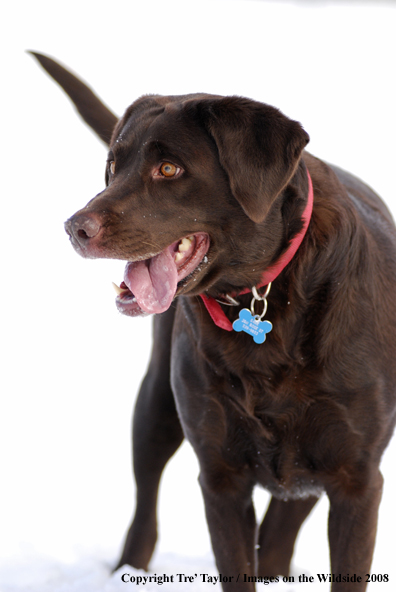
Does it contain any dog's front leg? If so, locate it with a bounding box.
[115,307,184,571]
[171,306,258,590]
[198,469,257,591]
[327,469,383,591]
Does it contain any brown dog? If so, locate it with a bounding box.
[32,52,396,591]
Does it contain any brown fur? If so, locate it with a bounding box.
[32,53,396,591]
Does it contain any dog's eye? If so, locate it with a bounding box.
[160,162,179,177]
[109,161,116,175]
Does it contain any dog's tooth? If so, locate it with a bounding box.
[175,252,184,263]
[179,237,192,252]
[112,281,127,295]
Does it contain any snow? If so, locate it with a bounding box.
[2,0,396,591]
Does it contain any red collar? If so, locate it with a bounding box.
[200,168,314,331]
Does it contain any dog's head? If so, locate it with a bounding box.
[65,94,309,317]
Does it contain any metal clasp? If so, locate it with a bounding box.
[215,294,240,306]
[250,283,271,321]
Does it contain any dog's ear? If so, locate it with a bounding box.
[190,97,309,223]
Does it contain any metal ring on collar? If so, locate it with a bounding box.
[250,282,271,320]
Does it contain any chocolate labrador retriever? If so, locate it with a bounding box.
[32,52,396,590]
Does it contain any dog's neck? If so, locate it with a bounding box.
[200,169,314,331]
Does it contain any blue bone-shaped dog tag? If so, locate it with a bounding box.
[232,308,273,344]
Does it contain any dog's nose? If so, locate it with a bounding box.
[65,213,102,247]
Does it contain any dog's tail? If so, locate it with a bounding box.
[28,51,117,146]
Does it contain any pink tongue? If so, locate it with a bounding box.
[124,248,178,314]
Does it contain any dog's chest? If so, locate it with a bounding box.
[242,409,324,500]
[174,348,325,499]
[221,381,324,499]
[172,305,362,500]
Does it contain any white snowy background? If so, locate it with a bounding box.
[1,0,396,590]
